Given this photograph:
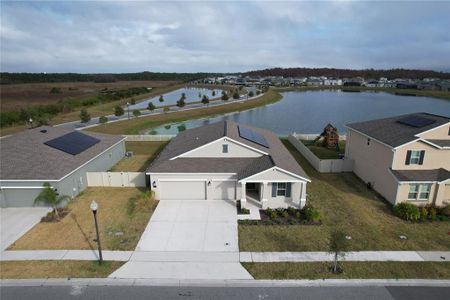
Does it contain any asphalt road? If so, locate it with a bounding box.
[1,286,448,300]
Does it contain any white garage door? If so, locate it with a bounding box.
[159,181,206,200]
[212,181,236,200]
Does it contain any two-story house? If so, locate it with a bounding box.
[146,121,310,209]
[345,113,450,206]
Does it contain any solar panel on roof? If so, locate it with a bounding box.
[44,131,100,155]
[397,116,436,128]
[238,125,269,148]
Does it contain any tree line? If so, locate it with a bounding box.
[242,67,450,80]
[0,71,215,84]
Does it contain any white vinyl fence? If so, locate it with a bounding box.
[124,135,174,141]
[293,133,347,141]
[87,172,146,187]
[288,134,353,173]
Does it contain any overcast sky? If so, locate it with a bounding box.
[1,1,450,73]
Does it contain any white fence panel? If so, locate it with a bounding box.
[124,135,174,141]
[87,172,146,187]
[288,134,353,173]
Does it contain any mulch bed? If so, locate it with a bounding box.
[40,208,70,223]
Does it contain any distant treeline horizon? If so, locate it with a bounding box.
[1,67,450,84]
[242,67,450,80]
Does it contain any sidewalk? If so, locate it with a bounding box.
[2,250,449,262]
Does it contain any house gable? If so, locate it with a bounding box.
[416,122,450,140]
[174,137,265,159]
[239,167,310,183]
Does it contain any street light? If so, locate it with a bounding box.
[29,118,33,128]
[90,200,103,264]
[126,102,130,120]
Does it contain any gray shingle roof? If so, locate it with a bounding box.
[346,113,449,148]
[425,139,450,148]
[0,126,124,180]
[390,168,450,182]
[147,121,309,180]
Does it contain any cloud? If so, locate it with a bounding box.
[1,1,449,72]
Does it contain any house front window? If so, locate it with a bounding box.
[277,183,287,196]
[408,184,431,201]
[409,151,421,165]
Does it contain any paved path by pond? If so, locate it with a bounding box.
[55,93,264,131]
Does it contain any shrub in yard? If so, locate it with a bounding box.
[295,211,302,220]
[441,204,450,218]
[303,203,321,222]
[394,202,420,221]
[99,116,108,124]
[265,208,278,220]
[114,105,124,117]
[132,109,141,118]
[419,207,428,222]
[428,206,437,221]
[281,210,289,219]
[287,207,296,216]
[79,108,91,123]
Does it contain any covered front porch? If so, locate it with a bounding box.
[240,181,307,210]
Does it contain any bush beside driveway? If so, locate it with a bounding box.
[238,140,450,252]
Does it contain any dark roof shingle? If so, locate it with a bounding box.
[390,168,450,182]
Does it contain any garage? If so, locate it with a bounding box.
[212,181,236,200]
[159,181,206,200]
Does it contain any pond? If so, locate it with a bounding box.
[129,87,222,110]
[144,90,450,135]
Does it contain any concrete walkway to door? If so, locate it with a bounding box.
[109,200,253,280]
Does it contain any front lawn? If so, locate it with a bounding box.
[111,141,168,172]
[238,139,450,251]
[0,261,123,279]
[9,187,158,251]
[243,262,450,279]
[301,139,345,159]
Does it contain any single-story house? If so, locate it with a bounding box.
[0,126,125,207]
[345,112,450,206]
[147,121,310,209]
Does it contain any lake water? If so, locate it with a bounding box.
[129,87,222,109]
[145,90,450,135]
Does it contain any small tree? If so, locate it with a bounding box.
[248,91,254,97]
[99,116,108,124]
[130,98,136,105]
[232,90,240,99]
[201,95,209,106]
[159,95,164,103]
[163,106,170,113]
[198,92,202,98]
[221,90,229,101]
[132,109,141,118]
[176,98,186,108]
[34,183,70,220]
[329,230,349,273]
[79,108,91,123]
[147,102,156,111]
[114,105,124,117]
[180,92,186,100]
[212,90,216,97]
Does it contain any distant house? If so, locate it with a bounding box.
[345,113,450,207]
[0,127,125,207]
[147,121,310,209]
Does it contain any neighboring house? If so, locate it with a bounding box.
[0,126,125,207]
[345,113,450,207]
[147,121,310,209]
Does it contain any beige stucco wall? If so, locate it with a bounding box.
[181,138,263,158]
[345,128,398,203]
[417,123,450,139]
[392,141,450,170]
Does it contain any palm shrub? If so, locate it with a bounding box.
[99,116,108,124]
[158,95,164,103]
[114,105,124,117]
[79,108,91,123]
[147,102,156,111]
[132,110,141,118]
[34,182,71,220]
[394,202,420,221]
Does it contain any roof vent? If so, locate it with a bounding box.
[40,129,48,133]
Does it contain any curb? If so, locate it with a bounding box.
[1,278,450,287]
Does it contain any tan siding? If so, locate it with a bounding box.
[393,141,450,170]
[417,123,450,139]
[345,129,398,203]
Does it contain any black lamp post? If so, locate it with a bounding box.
[29,118,33,128]
[90,200,103,264]
[126,102,130,120]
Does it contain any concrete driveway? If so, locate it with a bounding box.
[110,200,252,280]
[136,200,238,252]
[0,207,50,251]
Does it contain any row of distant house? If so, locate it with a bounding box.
[198,75,450,92]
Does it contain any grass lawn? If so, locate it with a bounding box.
[87,89,282,135]
[301,139,346,159]
[9,187,158,251]
[238,139,450,251]
[111,141,168,172]
[243,262,450,279]
[0,261,124,279]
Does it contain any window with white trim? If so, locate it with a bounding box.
[222,144,228,153]
[408,184,431,201]
[409,150,421,164]
[277,182,287,196]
